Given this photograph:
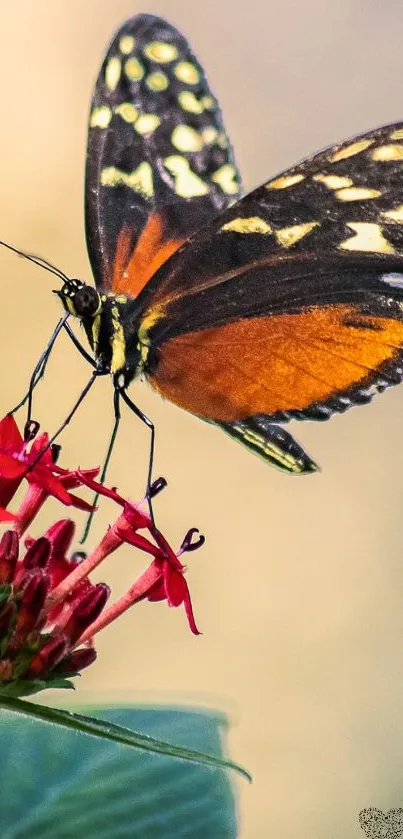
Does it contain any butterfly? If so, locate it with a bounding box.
[26,13,403,483]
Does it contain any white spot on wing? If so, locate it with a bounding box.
[381,272,403,289]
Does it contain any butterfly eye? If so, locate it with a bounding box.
[73,285,101,318]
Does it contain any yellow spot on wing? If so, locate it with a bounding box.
[202,127,218,144]
[171,124,203,152]
[329,138,374,162]
[100,162,154,198]
[382,204,403,222]
[164,155,209,197]
[275,222,318,248]
[313,174,353,189]
[335,187,381,201]
[90,106,112,128]
[114,103,138,123]
[266,173,305,189]
[371,144,403,161]
[174,61,200,84]
[201,95,216,110]
[119,35,135,54]
[124,57,144,81]
[105,57,121,91]
[221,217,272,234]
[134,114,161,135]
[178,90,204,114]
[144,41,178,62]
[340,222,395,254]
[390,128,403,140]
[146,71,169,91]
[211,164,239,195]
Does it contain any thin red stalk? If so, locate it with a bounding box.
[13,485,46,537]
[77,563,161,643]
[46,525,123,607]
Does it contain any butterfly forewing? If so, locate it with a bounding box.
[85,13,241,296]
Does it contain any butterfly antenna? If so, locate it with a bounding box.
[0,238,69,283]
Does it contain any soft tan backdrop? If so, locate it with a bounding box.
[1,1,403,836]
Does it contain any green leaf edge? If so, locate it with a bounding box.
[0,678,74,697]
[0,695,251,782]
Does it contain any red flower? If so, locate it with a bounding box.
[0,415,203,695]
[0,415,97,534]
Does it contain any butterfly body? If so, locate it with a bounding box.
[58,13,403,475]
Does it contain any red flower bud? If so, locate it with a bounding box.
[23,537,51,570]
[9,571,49,650]
[64,583,110,643]
[27,636,68,678]
[0,530,19,582]
[56,646,97,674]
[45,519,76,558]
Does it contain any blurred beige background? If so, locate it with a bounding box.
[1,0,403,836]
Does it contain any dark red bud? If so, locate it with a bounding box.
[23,537,51,570]
[180,528,205,553]
[45,519,75,558]
[56,646,97,674]
[27,636,68,678]
[12,571,49,641]
[65,584,110,643]
[0,530,19,582]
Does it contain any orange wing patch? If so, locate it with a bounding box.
[112,214,185,297]
[148,305,403,421]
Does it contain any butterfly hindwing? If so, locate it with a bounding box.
[134,122,403,469]
[85,13,241,296]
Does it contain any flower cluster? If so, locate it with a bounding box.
[0,414,202,696]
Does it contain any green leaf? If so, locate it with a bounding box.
[0,696,249,780]
[0,705,239,838]
[0,678,74,697]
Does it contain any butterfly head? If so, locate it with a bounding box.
[55,280,102,319]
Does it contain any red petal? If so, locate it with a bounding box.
[0,453,26,478]
[29,433,54,466]
[67,493,95,512]
[59,467,100,488]
[0,414,23,452]
[0,507,16,522]
[75,471,125,505]
[164,564,187,607]
[115,524,160,557]
[183,588,200,635]
[29,468,72,505]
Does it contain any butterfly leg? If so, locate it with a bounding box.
[11,317,97,422]
[80,388,122,544]
[10,314,70,417]
[119,387,156,527]
[63,322,97,368]
[28,370,100,469]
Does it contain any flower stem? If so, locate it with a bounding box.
[77,563,161,643]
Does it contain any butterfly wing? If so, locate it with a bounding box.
[85,14,241,296]
[134,122,403,472]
